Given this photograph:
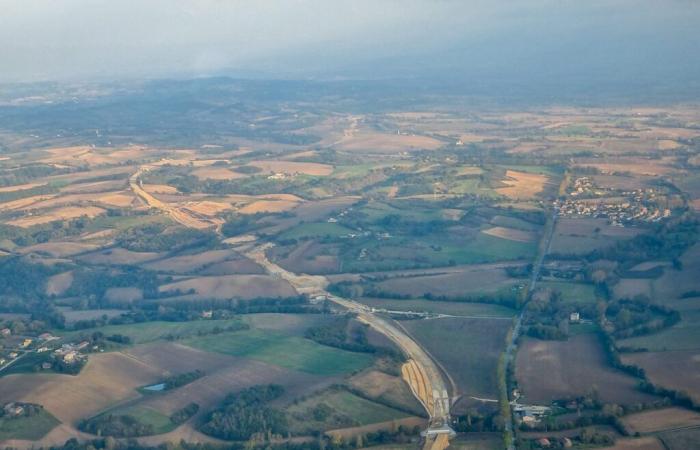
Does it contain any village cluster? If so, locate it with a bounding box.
[0,327,89,373]
[554,177,671,226]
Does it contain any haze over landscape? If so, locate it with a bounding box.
[0,2,699,450]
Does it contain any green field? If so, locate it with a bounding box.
[287,388,410,433]
[0,409,60,441]
[114,405,175,435]
[0,352,53,377]
[620,299,700,351]
[538,280,597,304]
[439,232,537,263]
[450,178,498,197]
[490,215,541,231]
[280,222,355,240]
[501,164,563,177]
[59,319,247,345]
[182,329,373,375]
[87,405,176,436]
[342,232,536,272]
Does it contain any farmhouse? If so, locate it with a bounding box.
[521,415,539,427]
[9,352,18,359]
[63,350,78,363]
[0,328,10,337]
[537,438,551,447]
[39,332,54,340]
[513,404,551,418]
[21,338,33,348]
[570,312,580,323]
[3,402,24,417]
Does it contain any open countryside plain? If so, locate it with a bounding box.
[0,80,698,450]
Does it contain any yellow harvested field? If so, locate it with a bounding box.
[96,192,135,207]
[191,167,244,180]
[225,193,304,203]
[280,150,318,160]
[657,139,681,150]
[508,143,547,154]
[249,160,334,176]
[142,184,179,194]
[19,242,98,257]
[238,199,300,214]
[482,226,536,242]
[79,229,117,242]
[496,170,549,199]
[14,191,130,210]
[6,206,105,227]
[106,146,151,160]
[455,166,483,176]
[184,200,232,216]
[0,182,46,193]
[458,133,489,143]
[191,159,228,167]
[0,194,55,211]
[149,158,194,167]
[46,271,73,296]
[622,407,700,434]
[222,234,257,245]
[0,352,160,425]
[60,179,126,195]
[158,274,297,300]
[40,146,115,166]
[335,129,443,153]
[43,145,92,157]
[38,145,151,168]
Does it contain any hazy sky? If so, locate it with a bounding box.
[1,0,699,83]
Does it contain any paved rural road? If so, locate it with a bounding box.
[245,243,455,449]
[503,212,558,449]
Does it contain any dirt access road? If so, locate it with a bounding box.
[245,243,455,449]
[129,166,220,230]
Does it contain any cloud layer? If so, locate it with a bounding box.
[0,0,698,82]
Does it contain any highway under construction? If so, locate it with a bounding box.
[245,243,456,450]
